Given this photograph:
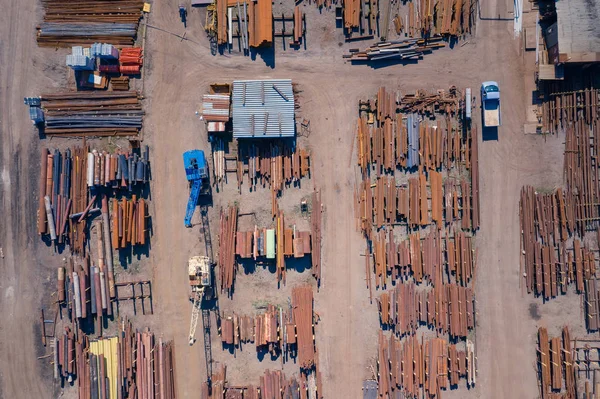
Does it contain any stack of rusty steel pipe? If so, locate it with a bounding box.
[376,330,476,398]
[536,327,575,399]
[218,205,239,295]
[378,281,475,338]
[311,190,322,283]
[202,366,316,399]
[54,319,176,399]
[292,285,316,370]
[35,91,144,136]
[37,0,144,46]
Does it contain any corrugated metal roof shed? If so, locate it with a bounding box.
[232,79,295,138]
[555,0,600,63]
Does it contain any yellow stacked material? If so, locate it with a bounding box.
[89,337,119,399]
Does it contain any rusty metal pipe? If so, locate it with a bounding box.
[44,196,57,241]
[38,149,48,234]
[102,196,115,298]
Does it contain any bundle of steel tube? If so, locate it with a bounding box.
[218,206,238,295]
[344,38,445,63]
[202,366,316,399]
[86,146,150,190]
[38,0,143,46]
[292,285,315,370]
[537,327,575,399]
[54,319,177,399]
[34,91,144,136]
[111,196,148,249]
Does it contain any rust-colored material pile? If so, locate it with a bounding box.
[203,366,315,399]
[401,0,474,38]
[368,217,474,289]
[220,305,279,350]
[55,319,176,399]
[292,285,315,370]
[540,87,599,135]
[120,47,144,75]
[378,282,475,338]
[111,197,148,249]
[377,331,475,398]
[218,205,239,294]
[235,227,311,259]
[537,327,575,399]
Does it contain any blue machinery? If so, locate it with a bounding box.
[183,150,209,228]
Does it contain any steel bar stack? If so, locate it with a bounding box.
[311,190,323,283]
[119,47,144,75]
[399,0,474,38]
[37,0,144,47]
[345,37,445,63]
[377,330,475,398]
[292,285,315,370]
[219,205,239,294]
[536,326,575,399]
[378,281,475,338]
[37,91,144,136]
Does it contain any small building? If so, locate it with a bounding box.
[553,0,600,64]
[231,79,295,139]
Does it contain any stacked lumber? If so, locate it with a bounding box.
[378,282,475,338]
[377,331,475,398]
[537,327,575,399]
[345,38,445,63]
[37,91,144,136]
[218,206,238,294]
[55,320,176,399]
[292,285,316,370]
[37,0,143,46]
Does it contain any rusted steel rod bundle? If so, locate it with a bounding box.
[55,319,176,399]
[202,366,315,399]
[235,142,310,217]
[111,197,148,249]
[399,0,475,38]
[35,91,144,136]
[236,227,311,259]
[537,327,575,399]
[540,85,599,135]
[218,206,239,294]
[221,304,285,355]
[37,0,144,46]
[377,331,476,398]
[86,145,150,190]
[378,281,475,338]
[292,285,316,370]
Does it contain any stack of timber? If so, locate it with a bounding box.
[219,206,239,295]
[37,91,144,136]
[376,330,475,398]
[378,282,475,338]
[536,327,575,399]
[344,37,445,62]
[37,0,144,47]
[54,319,177,399]
[202,366,316,399]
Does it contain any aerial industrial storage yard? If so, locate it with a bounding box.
[1,0,600,398]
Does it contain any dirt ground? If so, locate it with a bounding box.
[0,0,581,398]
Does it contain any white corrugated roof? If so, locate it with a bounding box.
[232,79,295,138]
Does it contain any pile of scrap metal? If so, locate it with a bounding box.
[37,0,144,46]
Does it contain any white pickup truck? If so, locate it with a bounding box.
[481,81,501,128]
